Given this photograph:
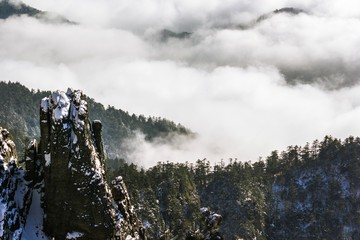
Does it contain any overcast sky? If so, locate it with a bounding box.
[2,0,360,167]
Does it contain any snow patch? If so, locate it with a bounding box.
[78,100,86,115]
[14,175,27,209]
[44,154,51,167]
[200,207,208,213]
[28,139,36,149]
[40,98,49,113]
[22,189,49,240]
[13,229,22,239]
[51,91,70,122]
[143,220,151,229]
[69,91,87,129]
[72,134,78,145]
[66,232,84,239]
[0,202,6,238]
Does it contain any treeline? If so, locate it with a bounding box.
[107,136,360,239]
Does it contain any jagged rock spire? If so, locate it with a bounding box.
[39,88,143,239]
[1,89,144,239]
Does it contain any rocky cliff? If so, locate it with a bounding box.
[0,89,144,239]
[0,126,27,240]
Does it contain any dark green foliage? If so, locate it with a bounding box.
[0,81,191,160]
[0,81,48,159]
[0,82,47,138]
[0,0,41,19]
[109,162,201,238]
[108,136,360,239]
[267,136,360,240]
[160,29,192,42]
[85,96,192,160]
[105,158,126,172]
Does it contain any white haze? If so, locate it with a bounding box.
[1,0,360,167]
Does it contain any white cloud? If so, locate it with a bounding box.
[150,13,360,87]
[2,1,360,167]
[21,0,360,32]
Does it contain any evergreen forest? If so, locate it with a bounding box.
[107,136,360,239]
[0,81,191,161]
[1,81,360,239]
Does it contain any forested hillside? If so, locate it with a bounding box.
[0,81,191,160]
[0,0,41,19]
[108,136,360,239]
[2,82,360,239]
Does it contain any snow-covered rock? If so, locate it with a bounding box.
[0,126,35,239]
[39,89,144,239]
[200,207,223,240]
[0,89,144,239]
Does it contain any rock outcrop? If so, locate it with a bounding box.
[112,176,145,238]
[40,89,118,239]
[200,208,223,240]
[0,127,18,166]
[0,127,32,240]
[0,89,144,239]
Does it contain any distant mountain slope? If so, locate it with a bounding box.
[111,136,360,239]
[0,0,74,24]
[160,29,192,42]
[238,7,306,29]
[0,0,41,19]
[0,81,192,160]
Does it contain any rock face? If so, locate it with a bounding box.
[112,176,145,238]
[39,89,144,239]
[200,208,223,240]
[0,128,18,166]
[0,89,144,239]
[0,127,32,240]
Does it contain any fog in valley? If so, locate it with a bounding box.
[2,0,360,167]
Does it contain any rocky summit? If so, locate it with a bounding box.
[0,89,144,239]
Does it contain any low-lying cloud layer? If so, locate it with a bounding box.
[2,0,360,167]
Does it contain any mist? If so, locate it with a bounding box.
[2,0,360,167]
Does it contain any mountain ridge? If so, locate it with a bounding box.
[0,0,74,24]
[0,81,192,162]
